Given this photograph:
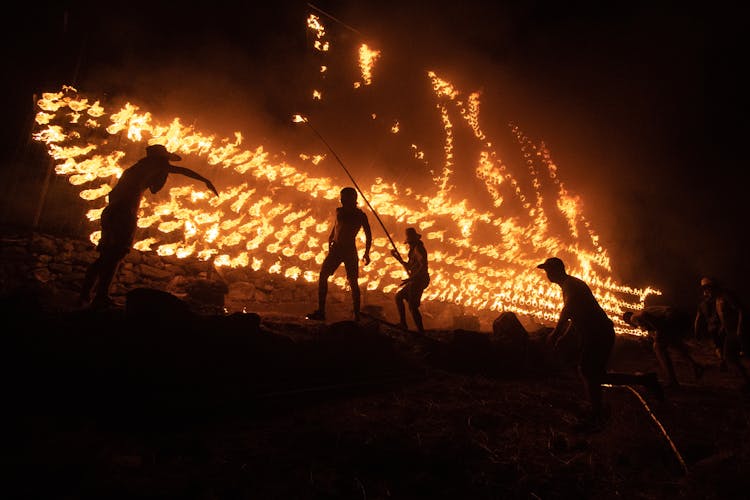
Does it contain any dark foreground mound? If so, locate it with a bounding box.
[3,289,750,499]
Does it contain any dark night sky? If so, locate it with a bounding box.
[3,1,748,311]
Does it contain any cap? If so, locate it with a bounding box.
[405,227,421,243]
[536,257,565,272]
[146,144,182,161]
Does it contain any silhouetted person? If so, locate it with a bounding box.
[80,144,218,309]
[695,276,749,391]
[391,227,430,333]
[623,306,704,388]
[695,276,723,362]
[307,187,371,321]
[538,257,663,429]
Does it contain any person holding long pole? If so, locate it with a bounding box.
[294,114,398,252]
[391,227,430,333]
[306,187,371,322]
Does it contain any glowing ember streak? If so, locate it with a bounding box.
[357,44,381,86]
[391,121,399,133]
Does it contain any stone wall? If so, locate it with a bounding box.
[0,231,545,331]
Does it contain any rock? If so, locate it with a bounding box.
[125,287,193,320]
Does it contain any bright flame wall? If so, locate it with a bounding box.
[32,83,657,335]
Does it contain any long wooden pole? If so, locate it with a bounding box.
[297,116,399,253]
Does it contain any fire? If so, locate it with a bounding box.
[28,14,660,336]
[306,14,328,52]
[357,43,381,86]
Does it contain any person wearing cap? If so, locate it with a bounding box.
[307,187,372,322]
[80,144,218,309]
[537,257,664,429]
[390,227,430,333]
[694,277,749,391]
[622,306,704,388]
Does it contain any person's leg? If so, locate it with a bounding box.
[90,211,134,307]
[671,338,704,380]
[311,253,339,319]
[409,303,424,332]
[395,287,407,327]
[317,273,329,313]
[343,253,360,320]
[407,285,425,333]
[80,256,102,303]
[579,367,604,418]
[714,332,727,370]
[348,274,361,320]
[653,338,679,386]
[724,335,750,386]
[579,334,612,420]
[91,252,122,305]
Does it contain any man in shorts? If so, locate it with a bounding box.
[307,187,371,321]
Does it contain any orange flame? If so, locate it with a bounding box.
[32,82,657,335]
[357,43,381,86]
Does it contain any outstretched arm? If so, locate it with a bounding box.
[168,165,218,196]
[548,306,573,346]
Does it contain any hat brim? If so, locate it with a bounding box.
[167,152,182,161]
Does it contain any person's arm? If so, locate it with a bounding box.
[390,248,406,267]
[328,217,336,250]
[168,165,218,196]
[635,312,657,333]
[717,295,742,338]
[548,306,573,346]
[361,213,372,265]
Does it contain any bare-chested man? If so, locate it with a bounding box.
[80,144,218,309]
[307,187,371,321]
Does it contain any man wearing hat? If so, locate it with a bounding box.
[80,143,218,309]
[391,227,430,333]
[537,257,663,429]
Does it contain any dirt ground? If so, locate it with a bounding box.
[3,291,750,500]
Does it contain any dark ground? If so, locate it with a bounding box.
[3,289,750,500]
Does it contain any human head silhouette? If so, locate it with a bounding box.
[537,257,566,284]
[146,144,181,161]
[405,227,421,244]
[340,187,357,207]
